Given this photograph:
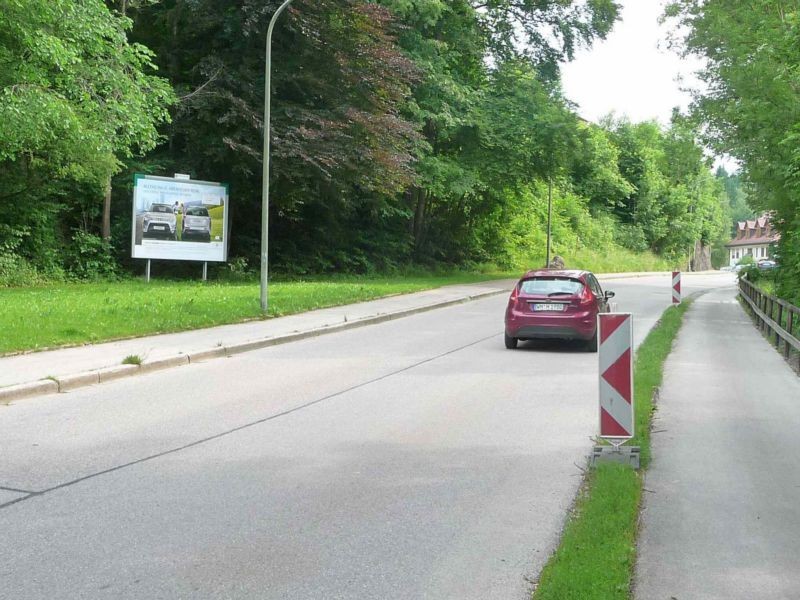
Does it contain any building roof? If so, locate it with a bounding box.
[725,213,780,248]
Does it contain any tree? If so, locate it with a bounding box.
[470,0,620,78]
[0,0,174,270]
[715,167,752,226]
[127,0,421,272]
[666,0,800,298]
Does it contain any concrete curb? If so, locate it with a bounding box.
[0,380,60,404]
[0,287,508,404]
[140,354,190,373]
[187,347,228,363]
[97,364,141,383]
[57,372,100,393]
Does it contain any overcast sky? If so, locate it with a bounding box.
[560,0,704,125]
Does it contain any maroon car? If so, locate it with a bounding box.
[504,269,615,351]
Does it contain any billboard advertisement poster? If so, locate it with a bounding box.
[131,174,229,262]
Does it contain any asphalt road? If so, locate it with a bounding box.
[0,273,733,600]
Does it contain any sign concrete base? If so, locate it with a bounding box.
[591,445,640,469]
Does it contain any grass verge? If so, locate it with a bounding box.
[532,300,692,600]
[0,271,513,354]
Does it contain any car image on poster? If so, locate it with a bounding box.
[131,174,229,262]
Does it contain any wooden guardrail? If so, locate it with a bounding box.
[739,277,800,360]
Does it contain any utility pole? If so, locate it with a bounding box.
[261,0,294,312]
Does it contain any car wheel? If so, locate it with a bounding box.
[504,333,518,350]
[586,331,598,352]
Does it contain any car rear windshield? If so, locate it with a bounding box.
[149,205,172,213]
[186,207,209,217]
[519,277,583,296]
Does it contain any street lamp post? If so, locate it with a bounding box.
[543,123,564,269]
[261,0,294,312]
[545,175,553,268]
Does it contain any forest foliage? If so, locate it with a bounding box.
[666,0,800,303]
[1,0,731,284]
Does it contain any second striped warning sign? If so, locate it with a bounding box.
[598,313,634,441]
[672,271,681,304]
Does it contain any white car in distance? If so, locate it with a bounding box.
[181,206,212,242]
[142,203,177,239]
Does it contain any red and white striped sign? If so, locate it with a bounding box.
[672,271,681,304]
[598,313,634,441]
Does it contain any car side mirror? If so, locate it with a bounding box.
[604,291,615,299]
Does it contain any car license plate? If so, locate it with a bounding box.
[532,303,566,312]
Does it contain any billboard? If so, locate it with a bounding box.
[131,174,229,262]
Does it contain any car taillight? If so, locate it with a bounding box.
[509,285,520,306]
[579,285,595,308]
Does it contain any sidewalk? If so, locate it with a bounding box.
[635,286,800,598]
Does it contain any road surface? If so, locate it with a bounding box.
[0,273,733,600]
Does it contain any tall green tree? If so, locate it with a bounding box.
[127,0,421,272]
[715,166,752,226]
[666,0,800,299]
[0,0,173,272]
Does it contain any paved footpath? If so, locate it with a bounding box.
[635,285,800,599]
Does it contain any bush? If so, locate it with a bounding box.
[615,223,649,252]
[63,231,118,280]
[0,224,56,286]
[0,252,47,287]
[216,256,254,282]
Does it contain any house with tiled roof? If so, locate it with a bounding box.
[725,214,779,266]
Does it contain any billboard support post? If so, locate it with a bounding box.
[591,312,640,469]
[202,262,208,282]
[145,259,151,283]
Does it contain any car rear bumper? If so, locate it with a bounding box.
[144,223,175,234]
[505,308,596,340]
[510,325,592,340]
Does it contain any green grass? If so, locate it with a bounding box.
[122,354,142,365]
[533,300,692,600]
[0,271,513,354]
[630,301,691,468]
[208,205,224,241]
[512,247,675,275]
[567,247,674,275]
[534,463,641,600]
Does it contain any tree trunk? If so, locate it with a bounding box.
[691,240,712,271]
[102,176,112,240]
[412,187,427,255]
